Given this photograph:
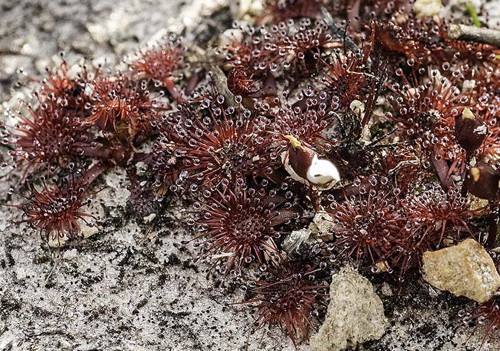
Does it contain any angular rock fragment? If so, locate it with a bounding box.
[310,266,387,351]
[413,0,443,18]
[309,211,335,240]
[422,238,500,303]
[282,228,310,253]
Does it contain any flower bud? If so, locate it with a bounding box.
[282,135,340,190]
[466,163,500,200]
[455,108,487,155]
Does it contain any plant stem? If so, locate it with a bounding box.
[466,2,481,28]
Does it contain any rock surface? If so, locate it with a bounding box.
[310,266,387,351]
[309,211,335,240]
[282,228,311,253]
[413,0,443,18]
[422,238,500,303]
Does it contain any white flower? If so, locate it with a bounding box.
[282,135,341,190]
[306,155,340,189]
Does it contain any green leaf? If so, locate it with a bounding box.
[466,2,481,28]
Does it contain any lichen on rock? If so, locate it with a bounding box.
[422,238,500,303]
[310,266,387,351]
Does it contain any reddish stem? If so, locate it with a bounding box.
[163,77,182,101]
[81,161,112,186]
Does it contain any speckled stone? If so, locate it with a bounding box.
[310,266,387,351]
[422,238,500,303]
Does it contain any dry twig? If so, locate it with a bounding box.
[448,24,500,48]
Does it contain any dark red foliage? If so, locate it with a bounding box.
[473,65,500,98]
[154,95,279,187]
[472,297,500,348]
[258,0,323,24]
[327,177,477,276]
[246,261,327,347]
[220,19,335,81]
[218,26,261,71]
[39,61,76,96]
[38,61,94,109]
[10,64,162,172]
[327,177,404,266]
[269,91,336,153]
[369,9,499,72]
[194,184,296,273]
[6,2,500,347]
[442,36,499,71]
[18,178,92,241]
[339,0,411,30]
[226,68,261,96]
[388,68,466,140]
[374,18,445,65]
[130,34,185,99]
[380,144,430,192]
[474,99,500,163]
[402,188,475,239]
[273,19,335,78]
[86,74,165,140]
[321,50,372,109]
[390,188,476,275]
[11,94,93,171]
[386,68,470,182]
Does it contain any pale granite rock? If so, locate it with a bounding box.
[413,0,443,18]
[282,228,311,253]
[309,211,335,240]
[310,266,387,351]
[62,248,78,260]
[422,238,500,303]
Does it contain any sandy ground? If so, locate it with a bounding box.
[0,1,499,350]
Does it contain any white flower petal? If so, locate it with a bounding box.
[306,155,340,187]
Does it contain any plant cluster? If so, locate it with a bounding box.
[2,0,500,347]
[326,178,478,276]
